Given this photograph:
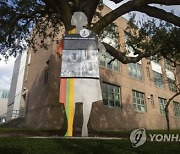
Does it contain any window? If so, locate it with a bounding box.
[168,78,177,92]
[102,83,121,107]
[146,67,150,78]
[25,65,30,81]
[100,52,119,71]
[128,63,142,80]
[72,53,77,60]
[151,55,160,64]
[164,59,172,71]
[100,22,119,50]
[153,71,163,88]
[132,90,146,112]
[99,23,119,72]
[27,52,31,66]
[25,52,31,81]
[173,102,180,117]
[158,97,167,115]
[44,60,49,84]
[150,94,155,107]
[0,90,9,99]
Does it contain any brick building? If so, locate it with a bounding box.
[11,6,180,131]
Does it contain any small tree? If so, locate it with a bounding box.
[124,16,180,64]
[125,16,180,130]
[164,62,180,131]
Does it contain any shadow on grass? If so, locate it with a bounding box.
[1,138,180,154]
[0,148,23,154]
[51,138,133,154]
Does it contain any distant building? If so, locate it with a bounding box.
[7,52,27,121]
[0,88,9,123]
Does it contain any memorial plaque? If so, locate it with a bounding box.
[61,33,99,78]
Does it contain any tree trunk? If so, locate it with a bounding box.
[164,92,180,131]
[165,105,170,131]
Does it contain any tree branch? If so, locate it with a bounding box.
[165,92,180,109]
[92,1,135,34]
[57,0,72,30]
[7,9,46,42]
[103,42,157,64]
[137,0,180,6]
[109,0,124,4]
[42,0,61,13]
[165,91,180,131]
[136,5,180,27]
[92,0,180,34]
[109,0,180,5]
[42,0,72,30]
[78,0,101,27]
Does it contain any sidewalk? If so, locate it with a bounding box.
[28,136,123,140]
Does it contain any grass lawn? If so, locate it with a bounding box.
[1,128,180,138]
[0,129,180,153]
[0,137,180,154]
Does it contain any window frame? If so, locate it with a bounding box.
[128,63,142,80]
[150,94,155,107]
[158,97,167,115]
[168,78,177,93]
[102,82,121,108]
[0,90,9,99]
[153,71,164,88]
[173,102,180,117]
[132,90,146,112]
[99,52,120,72]
[44,60,49,84]
[164,59,173,71]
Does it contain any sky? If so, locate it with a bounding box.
[0,56,15,90]
[0,0,179,90]
[103,0,180,20]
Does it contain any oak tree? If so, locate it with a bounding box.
[0,0,180,63]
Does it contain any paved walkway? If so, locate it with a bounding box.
[28,136,123,140]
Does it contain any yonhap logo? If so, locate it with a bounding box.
[130,128,147,147]
[130,128,180,147]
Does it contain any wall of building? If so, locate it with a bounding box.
[177,65,180,84]
[86,5,180,131]
[21,5,180,132]
[88,59,180,130]
[6,103,14,121]
[0,98,8,116]
[23,37,66,130]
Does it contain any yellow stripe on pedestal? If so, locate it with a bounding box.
[66,78,75,136]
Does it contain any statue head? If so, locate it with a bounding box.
[71,12,88,33]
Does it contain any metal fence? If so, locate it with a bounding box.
[0,110,24,124]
